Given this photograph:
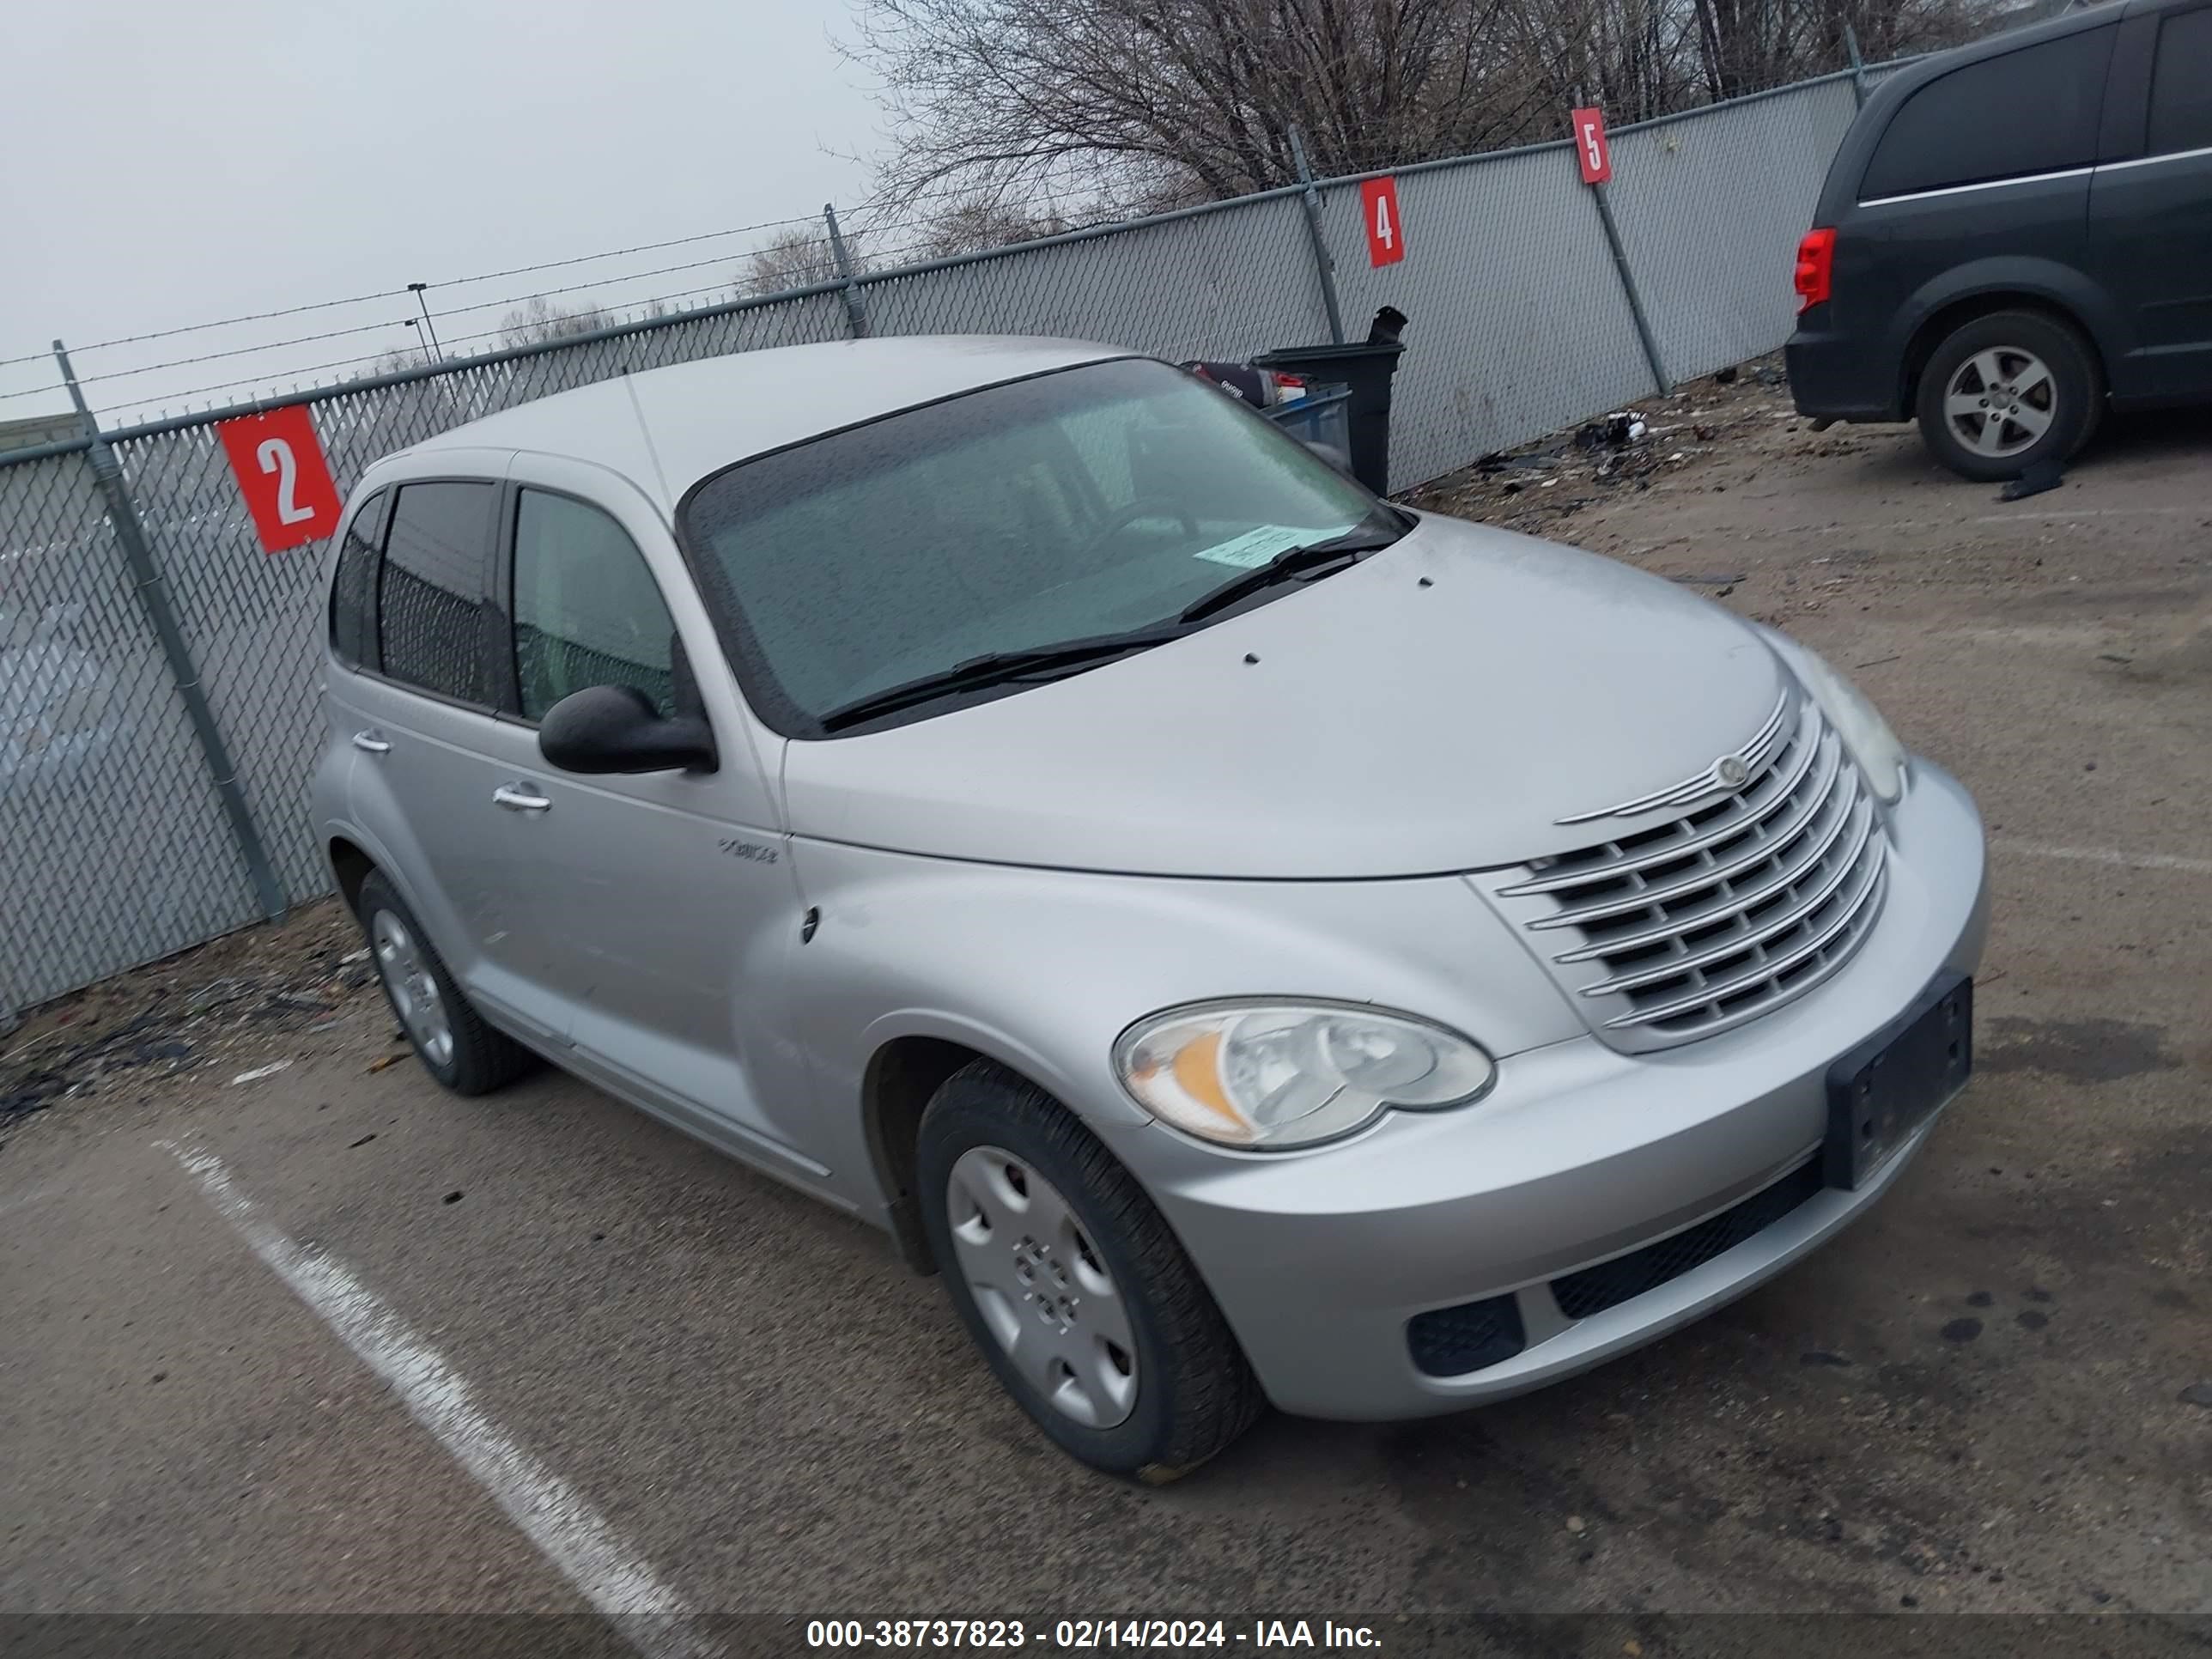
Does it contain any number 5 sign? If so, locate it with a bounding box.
[1360,176,1405,268]
[216,404,343,553]
[1571,106,1613,185]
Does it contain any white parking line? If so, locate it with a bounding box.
[1992,838,2212,877]
[162,1141,720,1659]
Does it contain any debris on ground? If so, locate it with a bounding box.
[1576,410,1648,449]
[1411,354,1791,534]
[230,1060,295,1085]
[1999,460,2066,502]
[1,899,368,1130]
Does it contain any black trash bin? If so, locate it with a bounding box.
[1252,313,1406,495]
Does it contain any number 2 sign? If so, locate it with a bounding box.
[216,404,342,553]
[1360,176,1405,268]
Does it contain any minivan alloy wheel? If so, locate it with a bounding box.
[945,1145,1138,1428]
[1942,346,2055,459]
[371,909,453,1068]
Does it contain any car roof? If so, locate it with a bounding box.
[382,335,1126,512]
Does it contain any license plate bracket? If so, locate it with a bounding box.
[1824,971,1973,1190]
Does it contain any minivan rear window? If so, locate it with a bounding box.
[1860,27,2117,201]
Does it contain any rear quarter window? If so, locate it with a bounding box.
[2148,9,2212,155]
[1860,27,2118,200]
[329,489,386,668]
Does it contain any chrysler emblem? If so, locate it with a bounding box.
[1556,690,1792,825]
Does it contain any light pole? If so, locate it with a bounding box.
[407,283,445,362]
[404,318,435,367]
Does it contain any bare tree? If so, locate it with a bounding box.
[364,346,431,375]
[844,0,2001,205]
[501,296,617,345]
[741,229,842,296]
[916,198,1073,258]
[844,0,1542,202]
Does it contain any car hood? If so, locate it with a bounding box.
[779,513,1790,878]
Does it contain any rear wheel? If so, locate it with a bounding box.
[1915,310,2101,481]
[356,871,535,1096]
[915,1061,1263,1481]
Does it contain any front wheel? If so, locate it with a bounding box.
[1914,309,2101,482]
[915,1061,1263,1481]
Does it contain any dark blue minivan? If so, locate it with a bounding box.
[1787,0,2212,478]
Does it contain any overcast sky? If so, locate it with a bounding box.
[1,0,884,423]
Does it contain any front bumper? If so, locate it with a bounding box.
[1099,761,1988,1420]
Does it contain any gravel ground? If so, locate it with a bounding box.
[2,363,2207,1647]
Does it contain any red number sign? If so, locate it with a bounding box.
[1360,177,1405,267]
[1571,106,1613,185]
[216,404,343,553]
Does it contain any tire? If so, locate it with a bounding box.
[915,1060,1263,1481]
[356,870,536,1096]
[1915,309,2102,482]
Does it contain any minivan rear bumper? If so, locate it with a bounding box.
[1106,761,1987,1421]
[1785,311,1902,422]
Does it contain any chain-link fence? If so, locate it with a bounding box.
[0,61,1911,1025]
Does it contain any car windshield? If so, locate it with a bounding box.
[677,356,1394,733]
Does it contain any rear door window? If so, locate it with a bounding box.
[2148,9,2212,155]
[377,481,496,704]
[1861,27,2117,199]
[329,489,386,669]
[509,489,678,720]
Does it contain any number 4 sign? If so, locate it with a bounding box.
[216,404,343,553]
[1360,177,1405,268]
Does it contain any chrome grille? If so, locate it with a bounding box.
[1474,693,1890,1052]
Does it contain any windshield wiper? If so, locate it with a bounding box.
[1176,526,1402,625]
[817,625,1190,731]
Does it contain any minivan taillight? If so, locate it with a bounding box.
[1794,228,1836,312]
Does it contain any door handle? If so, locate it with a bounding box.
[351,730,391,754]
[492,783,553,813]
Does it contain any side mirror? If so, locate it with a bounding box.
[538,684,717,775]
[1304,439,1355,476]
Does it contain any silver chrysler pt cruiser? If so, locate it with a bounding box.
[314,337,1986,1480]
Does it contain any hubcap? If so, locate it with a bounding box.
[371,909,453,1067]
[1942,346,2056,459]
[945,1146,1138,1428]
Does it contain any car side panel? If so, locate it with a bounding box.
[340,665,564,1042]
[2088,4,2212,404]
[1796,179,2104,422]
[777,838,1589,1234]
[1881,236,2124,393]
[2090,151,2212,404]
[466,449,838,1189]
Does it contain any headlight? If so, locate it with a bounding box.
[1759,628,1908,805]
[1112,1000,1494,1150]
